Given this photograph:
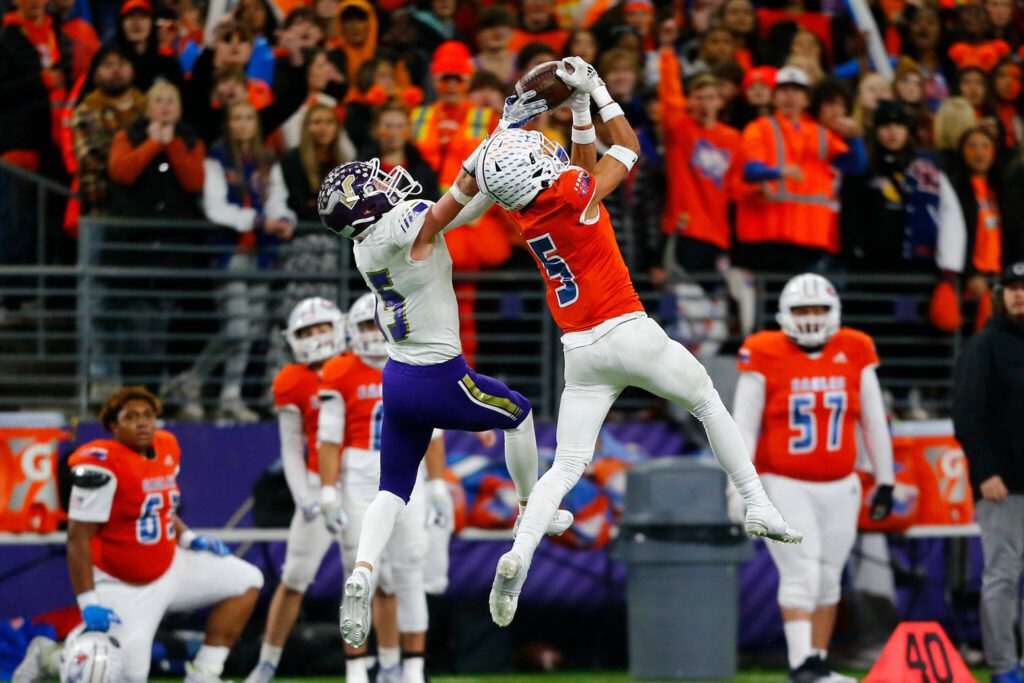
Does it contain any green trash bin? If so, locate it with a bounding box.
[614,458,753,680]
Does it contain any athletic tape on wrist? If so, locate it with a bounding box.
[572,126,596,144]
[591,85,613,109]
[571,104,592,127]
[599,102,624,123]
[449,185,472,206]
[606,144,638,172]
[76,590,99,609]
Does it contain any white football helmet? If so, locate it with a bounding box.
[476,128,569,211]
[777,273,841,347]
[61,631,124,683]
[347,293,388,368]
[284,297,346,365]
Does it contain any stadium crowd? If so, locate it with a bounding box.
[3,0,1024,418]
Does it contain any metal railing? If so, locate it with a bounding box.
[0,167,963,420]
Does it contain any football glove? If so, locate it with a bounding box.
[427,478,454,529]
[82,605,121,633]
[320,485,347,535]
[556,57,605,95]
[870,484,894,521]
[189,534,231,556]
[499,90,547,130]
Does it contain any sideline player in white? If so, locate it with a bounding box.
[64,387,264,683]
[474,56,802,627]
[318,93,572,648]
[246,298,347,683]
[317,292,447,683]
[731,274,895,683]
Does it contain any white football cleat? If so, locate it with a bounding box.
[184,662,231,683]
[375,663,402,683]
[243,660,276,683]
[513,508,574,536]
[744,501,803,543]
[489,550,528,627]
[340,570,373,648]
[12,636,60,683]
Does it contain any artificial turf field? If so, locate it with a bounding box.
[147,670,990,682]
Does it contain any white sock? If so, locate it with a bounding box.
[692,392,769,506]
[258,643,283,668]
[401,656,425,683]
[345,657,369,683]
[378,646,400,670]
[354,491,405,568]
[503,410,539,501]
[783,619,813,670]
[510,459,581,567]
[193,644,230,677]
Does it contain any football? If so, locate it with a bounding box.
[515,60,574,110]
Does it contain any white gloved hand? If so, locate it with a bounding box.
[556,56,605,95]
[725,483,746,525]
[320,485,347,534]
[299,499,320,522]
[499,90,548,130]
[567,89,591,113]
[427,478,454,529]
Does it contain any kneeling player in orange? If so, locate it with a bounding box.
[66,387,264,683]
[731,274,895,683]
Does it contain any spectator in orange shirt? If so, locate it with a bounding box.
[50,0,98,84]
[331,0,376,85]
[509,0,568,54]
[736,65,866,273]
[653,47,744,284]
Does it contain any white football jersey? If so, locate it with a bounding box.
[353,199,462,366]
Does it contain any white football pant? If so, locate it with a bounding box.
[281,473,340,592]
[762,472,861,612]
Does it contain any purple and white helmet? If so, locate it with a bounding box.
[318,159,422,240]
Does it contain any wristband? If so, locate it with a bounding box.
[77,590,100,609]
[591,84,613,109]
[179,529,196,547]
[572,126,597,145]
[599,102,625,123]
[605,144,638,172]
[449,185,472,206]
[320,484,339,503]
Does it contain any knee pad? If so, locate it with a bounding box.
[817,563,843,607]
[688,384,724,423]
[282,555,318,592]
[393,567,428,633]
[776,561,818,613]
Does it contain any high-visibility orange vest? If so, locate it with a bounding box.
[736,113,847,254]
[410,102,493,191]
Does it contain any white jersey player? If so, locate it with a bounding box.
[732,274,895,683]
[317,91,573,650]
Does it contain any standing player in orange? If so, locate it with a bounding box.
[318,293,448,683]
[475,56,802,627]
[65,387,264,683]
[731,274,895,683]
[246,297,347,683]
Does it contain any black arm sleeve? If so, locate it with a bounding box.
[259,57,308,138]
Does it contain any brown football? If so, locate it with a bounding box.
[515,60,574,110]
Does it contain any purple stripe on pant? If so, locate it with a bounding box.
[379,354,531,502]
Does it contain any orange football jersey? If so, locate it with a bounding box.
[273,362,322,473]
[320,354,384,451]
[68,431,181,584]
[738,328,880,482]
[512,168,644,334]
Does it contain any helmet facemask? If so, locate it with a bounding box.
[776,274,841,348]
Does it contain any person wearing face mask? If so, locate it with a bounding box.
[952,262,1024,683]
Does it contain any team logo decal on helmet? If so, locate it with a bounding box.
[318,159,423,240]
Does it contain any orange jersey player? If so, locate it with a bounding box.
[247,297,348,683]
[65,387,263,683]
[732,274,895,682]
[475,54,800,629]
